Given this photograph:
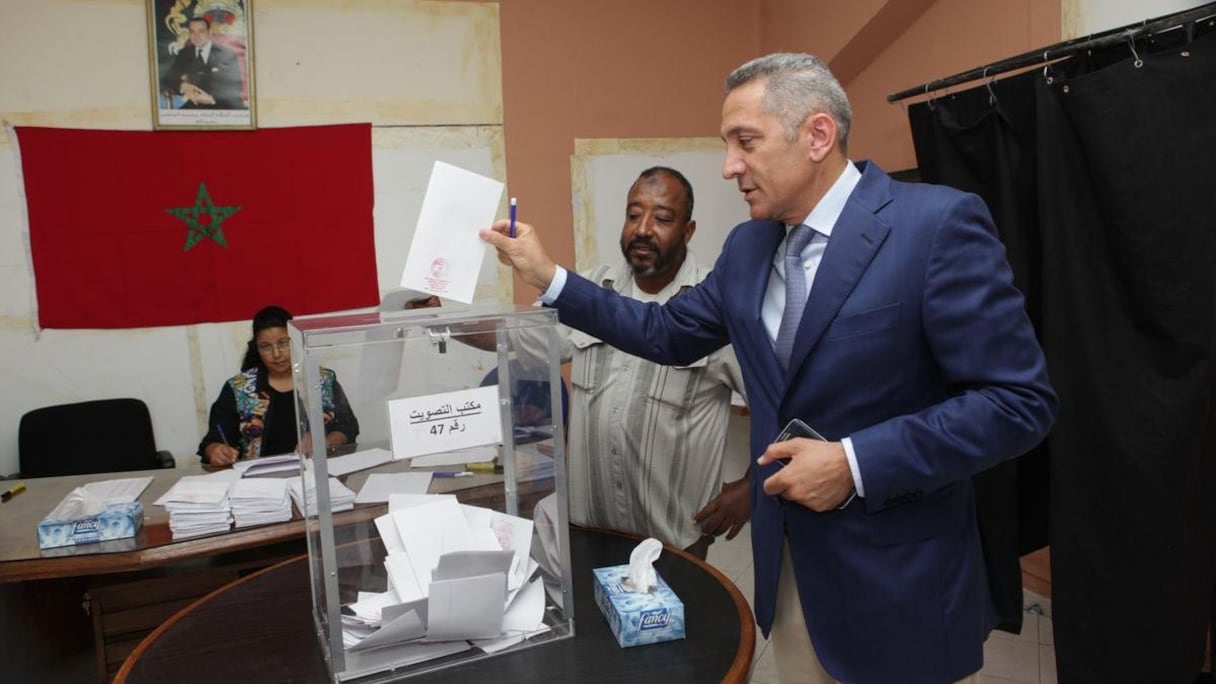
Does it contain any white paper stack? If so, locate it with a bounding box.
[155,473,234,540]
[228,478,292,528]
[289,476,356,517]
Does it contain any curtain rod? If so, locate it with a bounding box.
[887,1,1216,103]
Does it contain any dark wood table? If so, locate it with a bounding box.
[0,460,546,682]
[0,461,525,583]
[116,528,755,683]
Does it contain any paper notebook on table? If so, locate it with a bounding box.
[233,454,300,478]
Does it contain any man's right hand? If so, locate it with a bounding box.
[205,442,239,467]
[480,219,558,292]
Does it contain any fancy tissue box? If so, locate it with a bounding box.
[37,502,144,550]
[592,565,686,647]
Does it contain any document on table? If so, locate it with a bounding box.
[233,454,299,478]
[154,475,232,507]
[407,445,497,468]
[354,472,433,504]
[324,448,394,477]
[399,161,504,303]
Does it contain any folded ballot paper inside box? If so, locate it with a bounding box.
[37,477,152,549]
[593,564,685,648]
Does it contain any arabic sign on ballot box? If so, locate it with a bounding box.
[388,385,502,460]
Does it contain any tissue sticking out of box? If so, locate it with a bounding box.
[592,539,686,648]
[625,537,662,593]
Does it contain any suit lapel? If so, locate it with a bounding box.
[785,165,893,377]
[739,221,786,402]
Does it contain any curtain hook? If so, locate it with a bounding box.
[1042,50,1054,84]
[983,66,998,106]
[924,83,935,110]
[1127,31,1144,68]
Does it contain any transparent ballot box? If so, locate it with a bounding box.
[289,307,573,682]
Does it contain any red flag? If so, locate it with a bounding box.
[16,124,379,329]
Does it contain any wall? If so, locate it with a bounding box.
[490,0,759,303]
[21,1,1179,473]
[758,0,1060,171]
[1064,0,1211,38]
[0,0,507,476]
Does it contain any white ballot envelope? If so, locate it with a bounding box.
[400,161,504,303]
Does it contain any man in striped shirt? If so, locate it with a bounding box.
[515,167,749,558]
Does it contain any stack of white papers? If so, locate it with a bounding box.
[155,473,234,540]
[233,453,300,478]
[288,476,356,517]
[228,478,292,528]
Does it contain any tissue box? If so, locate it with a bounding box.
[37,502,144,550]
[592,565,685,648]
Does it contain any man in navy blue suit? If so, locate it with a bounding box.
[160,16,245,109]
[483,53,1056,684]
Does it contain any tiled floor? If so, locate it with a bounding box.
[704,525,1057,684]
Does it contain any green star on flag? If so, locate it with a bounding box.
[166,182,241,250]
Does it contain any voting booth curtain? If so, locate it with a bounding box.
[909,27,1216,684]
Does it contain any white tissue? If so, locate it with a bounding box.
[46,487,115,520]
[625,537,662,594]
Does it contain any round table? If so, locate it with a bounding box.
[116,528,755,683]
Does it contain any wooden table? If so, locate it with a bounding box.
[0,460,545,682]
[0,462,524,584]
[117,528,755,683]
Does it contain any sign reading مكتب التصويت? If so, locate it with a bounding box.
[386,385,503,461]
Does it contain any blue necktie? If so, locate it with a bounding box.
[775,224,815,370]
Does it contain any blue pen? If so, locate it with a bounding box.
[216,424,231,447]
[509,197,517,238]
[432,471,473,478]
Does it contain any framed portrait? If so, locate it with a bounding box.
[147,0,256,130]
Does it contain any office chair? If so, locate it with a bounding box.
[18,398,176,478]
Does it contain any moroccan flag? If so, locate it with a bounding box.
[16,123,379,329]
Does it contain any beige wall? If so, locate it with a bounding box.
[28,0,1196,472]
[0,0,507,475]
[492,0,759,302]
[492,0,1062,304]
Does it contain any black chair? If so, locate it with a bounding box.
[18,398,175,478]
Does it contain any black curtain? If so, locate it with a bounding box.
[909,26,1216,684]
[909,66,1048,636]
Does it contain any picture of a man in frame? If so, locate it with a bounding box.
[150,0,254,128]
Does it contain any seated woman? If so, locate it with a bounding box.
[198,305,358,466]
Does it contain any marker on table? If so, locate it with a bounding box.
[509,197,517,238]
[1,481,26,503]
[432,471,474,479]
[465,462,503,474]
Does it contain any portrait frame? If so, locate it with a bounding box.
[146,0,257,130]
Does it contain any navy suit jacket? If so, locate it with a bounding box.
[552,161,1056,683]
[161,42,245,109]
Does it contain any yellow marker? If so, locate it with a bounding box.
[464,462,502,473]
[1,481,26,503]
